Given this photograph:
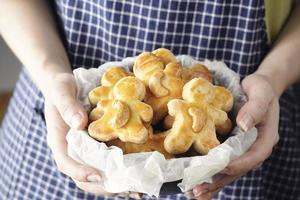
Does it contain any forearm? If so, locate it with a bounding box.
[0,0,71,99]
[256,3,300,97]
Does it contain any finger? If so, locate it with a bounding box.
[56,155,102,182]
[226,99,279,176]
[256,98,280,144]
[195,191,212,200]
[206,174,239,193]
[129,192,143,199]
[74,180,114,196]
[223,140,272,176]
[45,102,100,182]
[118,192,130,197]
[193,183,211,197]
[51,73,88,129]
[185,190,195,199]
[236,75,274,131]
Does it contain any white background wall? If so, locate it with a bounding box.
[0,37,21,92]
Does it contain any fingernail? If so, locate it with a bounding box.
[129,193,142,199]
[71,113,82,128]
[194,189,209,197]
[239,113,254,131]
[118,192,129,197]
[193,184,210,196]
[185,191,194,198]
[87,174,101,183]
[220,167,229,174]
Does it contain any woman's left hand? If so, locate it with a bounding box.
[190,73,280,199]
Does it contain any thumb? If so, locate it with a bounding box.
[51,73,88,129]
[236,75,273,131]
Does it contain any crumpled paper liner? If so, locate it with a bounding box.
[67,55,257,197]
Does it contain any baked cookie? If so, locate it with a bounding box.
[164,78,233,155]
[88,77,153,144]
[152,48,177,65]
[133,52,164,85]
[107,129,174,159]
[216,118,232,135]
[181,63,213,84]
[134,49,184,123]
[163,86,234,134]
[144,62,184,124]
[88,67,132,106]
[163,114,174,130]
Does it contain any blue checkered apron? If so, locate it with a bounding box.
[1,1,300,199]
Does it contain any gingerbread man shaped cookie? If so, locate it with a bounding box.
[134,48,184,123]
[152,48,177,65]
[181,63,213,84]
[145,62,184,123]
[88,76,153,144]
[164,78,233,155]
[162,82,234,134]
[88,67,132,106]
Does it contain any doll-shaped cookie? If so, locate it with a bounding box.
[88,76,153,144]
[152,48,177,65]
[88,67,132,106]
[163,86,233,134]
[133,52,165,85]
[181,63,213,84]
[162,68,214,131]
[164,78,232,155]
[211,86,234,134]
[133,48,178,89]
[107,129,174,159]
[144,62,184,123]
[163,80,233,132]
[163,114,174,130]
[134,51,184,123]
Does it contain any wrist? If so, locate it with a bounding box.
[254,70,284,98]
[36,59,73,100]
[42,53,72,76]
[255,59,289,98]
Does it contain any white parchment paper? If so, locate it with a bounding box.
[67,55,257,197]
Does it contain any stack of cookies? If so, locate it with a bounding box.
[87,48,233,159]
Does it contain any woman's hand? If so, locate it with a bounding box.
[191,74,280,199]
[44,73,142,199]
[44,73,113,195]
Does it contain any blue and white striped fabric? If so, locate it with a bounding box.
[1,1,300,199]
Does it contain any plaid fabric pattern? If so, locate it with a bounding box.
[0,0,299,199]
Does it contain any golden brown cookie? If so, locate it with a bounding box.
[216,118,232,135]
[181,63,213,84]
[144,62,184,124]
[164,78,233,155]
[163,86,233,135]
[107,130,174,159]
[88,67,132,106]
[134,50,184,124]
[88,77,153,144]
[163,115,174,130]
[133,52,164,85]
[211,86,233,112]
[152,48,177,65]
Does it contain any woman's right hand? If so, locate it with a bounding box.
[44,73,115,195]
[44,73,142,199]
